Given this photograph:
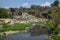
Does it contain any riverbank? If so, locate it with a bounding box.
[0,30,27,36]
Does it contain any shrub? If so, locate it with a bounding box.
[52,34,60,40]
[0,8,9,18]
[53,28,59,34]
[46,21,55,30]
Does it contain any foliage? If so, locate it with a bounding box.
[9,8,15,13]
[51,0,59,7]
[46,21,55,30]
[9,8,16,18]
[0,8,9,18]
[31,5,42,10]
[0,20,5,25]
[2,22,10,28]
[28,9,35,15]
[35,21,47,25]
[19,7,29,13]
[53,28,59,34]
[36,21,55,30]
[52,34,60,40]
[48,7,60,26]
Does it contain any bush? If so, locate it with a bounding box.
[52,34,60,40]
[46,21,55,30]
[53,28,59,34]
[0,8,9,18]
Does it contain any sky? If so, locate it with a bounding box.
[0,0,55,8]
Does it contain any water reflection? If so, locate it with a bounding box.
[5,32,48,40]
[5,24,49,40]
[29,24,48,36]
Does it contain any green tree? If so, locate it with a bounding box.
[48,7,60,27]
[51,0,59,7]
[0,8,9,18]
[28,9,35,15]
[9,8,15,15]
[31,5,42,10]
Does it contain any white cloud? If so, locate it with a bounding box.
[41,2,51,7]
[4,7,9,9]
[22,3,30,8]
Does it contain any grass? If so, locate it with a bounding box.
[0,23,32,32]
[52,34,60,40]
[35,21,55,28]
[35,21,47,25]
[0,20,56,33]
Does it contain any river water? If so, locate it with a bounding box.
[5,32,48,40]
[5,24,49,40]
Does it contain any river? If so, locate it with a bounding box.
[5,32,48,40]
[4,24,49,40]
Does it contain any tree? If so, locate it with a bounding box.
[31,5,36,10]
[28,9,35,15]
[51,0,59,7]
[48,7,60,27]
[9,8,15,15]
[19,7,30,13]
[31,5,42,10]
[0,8,9,18]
